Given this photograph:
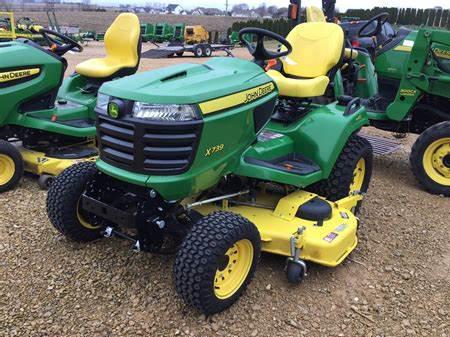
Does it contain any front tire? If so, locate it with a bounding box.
[0,140,24,193]
[46,162,102,242]
[307,135,373,204]
[174,212,261,315]
[410,121,450,196]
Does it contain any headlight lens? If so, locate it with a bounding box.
[132,103,199,121]
[96,93,110,111]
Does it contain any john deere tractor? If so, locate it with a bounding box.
[339,14,450,196]
[47,21,374,314]
[0,13,141,191]
[304,7,450,196]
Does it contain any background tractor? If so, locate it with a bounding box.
[291,1,450,196]
[0,13,141,192]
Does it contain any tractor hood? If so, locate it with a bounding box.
[99,57,273,105]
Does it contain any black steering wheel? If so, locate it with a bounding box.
[239,28,292,65]
[39,28,83,56]
[358,13,390,38]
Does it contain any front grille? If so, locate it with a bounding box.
[97,114,203,175]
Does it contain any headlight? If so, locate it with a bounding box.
[96,93,111,111]
[132,103,199,121]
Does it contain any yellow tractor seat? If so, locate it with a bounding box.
[267,70,329,98]
[76,13,141,79]
[306,6,326,22]
[267,22,344,98]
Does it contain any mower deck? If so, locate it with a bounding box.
[18,143,97,186]
[195,190,361,267]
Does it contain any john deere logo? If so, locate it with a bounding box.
[108,102,119,118]
[0,68,40,83]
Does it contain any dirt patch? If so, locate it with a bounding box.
[13,12,249,33]
[0,44,449,337]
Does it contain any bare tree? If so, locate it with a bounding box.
[231,3,249,13]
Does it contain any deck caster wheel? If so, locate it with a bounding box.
[286,259,307,284]
[38,174,54,190]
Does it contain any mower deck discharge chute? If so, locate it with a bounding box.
[47,22,373,314]
[0,13,141,191]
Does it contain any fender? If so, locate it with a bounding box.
[235,102,369,187]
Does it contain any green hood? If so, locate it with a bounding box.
[99,57,271,105]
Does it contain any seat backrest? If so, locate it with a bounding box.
[306,6,326,22]
[282,22,344,78]
[104,13,140,66]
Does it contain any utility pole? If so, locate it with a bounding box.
[225,0,229,13]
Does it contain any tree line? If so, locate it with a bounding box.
[230,6,449,37]
[344,7,449,28]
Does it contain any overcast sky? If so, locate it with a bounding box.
[108,0,450,10]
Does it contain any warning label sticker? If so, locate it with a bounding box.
[323,232,339,243]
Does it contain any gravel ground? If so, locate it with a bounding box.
[1,43,449,337]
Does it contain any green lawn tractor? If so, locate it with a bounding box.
[172,23,185,42]
[140,23,155,42]
[0,13,141,192]
[154,22,174,43]
[47,22,374,314]
[304,8,450,196]
[339,13,450,196]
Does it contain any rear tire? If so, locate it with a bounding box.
[307,135,373,211]
[174,211,261,315]
[410,121,450,196]
[46,162,102,242]
[0,140,24,193]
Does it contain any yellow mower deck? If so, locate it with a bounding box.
[18,145,97,178]
[195,190,361,267]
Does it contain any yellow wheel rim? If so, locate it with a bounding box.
[423,138,450,187]
[0,154,15,186]
[214,239,254,300]
[77,199,101,230]
[349,158,366,194]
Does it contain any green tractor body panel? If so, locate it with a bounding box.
[237,103,368,186]
[154,23,174,42]
[96,57,369,200]
[0,42,62,125]
[173,23,185,41]
[140,23,155,42]
[354,28,449,123]
[355,51,378,100]
[374,30,418,80]
[100,58,272,104]
[385,29,450,121]
[0,41,97,137]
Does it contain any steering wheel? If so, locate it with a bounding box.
[39,28,83,56]
[358,13,390,38]
[239,28,292,65]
